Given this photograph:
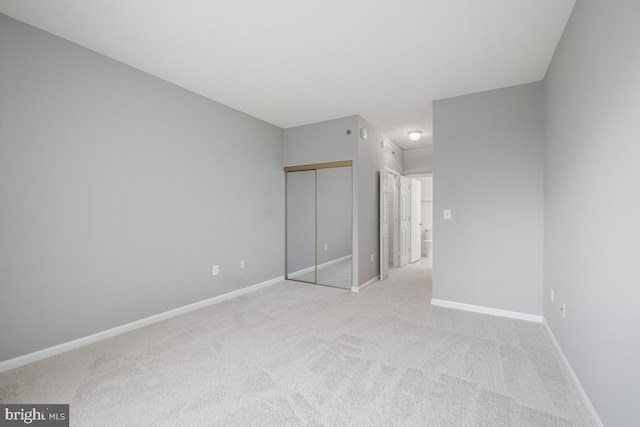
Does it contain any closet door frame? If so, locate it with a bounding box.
[284,161,353,289]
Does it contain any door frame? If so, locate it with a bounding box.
[380,167,401,279]
[410,178,422,263]
[398,175,410,267]
[406,173,433,265]
[284,161,354,290]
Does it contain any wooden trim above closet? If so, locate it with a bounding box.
[284,160,352,172]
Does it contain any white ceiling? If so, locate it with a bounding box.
[0,0,575,150]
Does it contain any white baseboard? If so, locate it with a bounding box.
[430,299,543,323]
[351,275,379,293]
[428,299,601,425]
[542,320,604,427]
[0,275,284,374]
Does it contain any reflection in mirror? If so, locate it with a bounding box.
[286,170,316,283]
[316,167,352,289]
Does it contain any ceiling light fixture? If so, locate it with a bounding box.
[407,130,422,141]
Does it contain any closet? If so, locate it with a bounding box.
[285,162,352,289]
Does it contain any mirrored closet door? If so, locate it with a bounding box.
[286,162,352,289]
[286,169,316,284]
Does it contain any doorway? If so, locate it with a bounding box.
[380,170,429,281]
[410,175,433,267]
[404,174,433,267]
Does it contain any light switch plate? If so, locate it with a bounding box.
[443,209,452,220]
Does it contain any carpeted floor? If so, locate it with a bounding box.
[0,259,594,426]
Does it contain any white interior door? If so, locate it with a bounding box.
[410,178,422,263]
[390,174,399,268]
[399,176,410,267]
[380,171,389,280]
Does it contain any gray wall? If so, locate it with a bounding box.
[380,134,404,173]
[403,148,432,175]
[283,116,359,167]
[357,117,381,285]
[283,116,401,287]
[433,82,544,315]
[544,1,640,425]
[317,167,352,265]
[0,14,285,362]
[284,117,361,285]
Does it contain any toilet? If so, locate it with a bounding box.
[423,229,433,264]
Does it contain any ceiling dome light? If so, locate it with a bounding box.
[407,130,422,141]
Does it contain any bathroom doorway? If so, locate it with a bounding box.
[380,169,430,281]
[406,174,433,266]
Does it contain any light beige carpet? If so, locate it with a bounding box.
[0,260,594,426]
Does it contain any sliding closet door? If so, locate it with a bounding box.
[316,167,352,289]
[285,161,353,289]
[286,170,316,283]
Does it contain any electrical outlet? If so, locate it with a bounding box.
[561,303,566,318]
[324,243,328,250]
[212,265,219,276]
[240,260,245,269]
[371,253,374,262]
[551,288,554,303]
